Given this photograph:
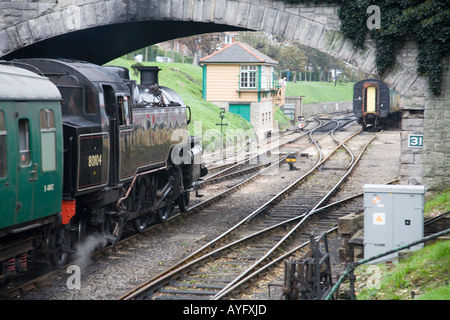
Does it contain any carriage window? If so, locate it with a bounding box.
[118,96,132,126]
[40,109,56,171]
[0,111,6,177]
[18,119,31,167]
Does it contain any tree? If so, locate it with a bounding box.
[177,33,223,64]
[279,45,307,74]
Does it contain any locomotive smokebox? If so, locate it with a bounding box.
[137,66,161,86]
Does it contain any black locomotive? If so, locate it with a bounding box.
[0,59,206,277]
[353,79,401,130]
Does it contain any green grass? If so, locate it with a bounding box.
[425,188,450,217]
[105,58,254,149]
[355,188,450,300]
[356,240,450,300]
[285,81,354,105]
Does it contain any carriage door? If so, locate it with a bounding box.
[15,102,36,223]
[365,86,377,114]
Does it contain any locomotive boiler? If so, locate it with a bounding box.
[0,59,206,280]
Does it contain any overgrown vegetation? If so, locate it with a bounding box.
[354,189,450,300]
[355,240,450,300]
[424,189,450,217]
[279,0,450,95]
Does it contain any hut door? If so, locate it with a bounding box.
[229,104,250,122]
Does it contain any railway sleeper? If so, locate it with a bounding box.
[168,281,226,290]
[152,293,212,300]
[157,288,219,296]
[185,275,234,283]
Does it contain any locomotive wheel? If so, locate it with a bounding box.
[133,177,149,213]
[178,190,190,212]
[77,211,89,243]
[133,215,150,233]
[157,200,173,223]
[131,177,151,232]
[48,228,70,269]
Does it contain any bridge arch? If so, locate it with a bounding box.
[1,0,448,190]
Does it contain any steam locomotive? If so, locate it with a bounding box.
[0,59,207,280]
[353,79,401,130]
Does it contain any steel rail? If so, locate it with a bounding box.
[119,120,367,300]
[119,188,360,300]
[212,130,383,299]
[202,115,352,183]
[200,120,318,182]
[245,120,360,222]
[186,117,339,213]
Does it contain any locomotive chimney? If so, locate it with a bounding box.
[137,66,161,86]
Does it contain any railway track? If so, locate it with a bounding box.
[0,115,345,298]
[119,119,380,300]
[188,116,357,211]
[0,115,339,297]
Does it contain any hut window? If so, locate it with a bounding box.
[240,65,257,89]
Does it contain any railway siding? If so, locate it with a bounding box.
[10,120,404,300]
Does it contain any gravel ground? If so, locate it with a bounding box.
[19,124,401,300]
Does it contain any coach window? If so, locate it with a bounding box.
[118,96,132,126]
[18,119,31,167]
[0,111,6,177]
[40,109,56,171]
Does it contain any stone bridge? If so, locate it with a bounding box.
[1,0,448,191]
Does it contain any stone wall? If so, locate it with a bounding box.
[422,56,450,192]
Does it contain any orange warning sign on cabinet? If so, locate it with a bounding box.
[372,196,381,204]
[373,212,385,225]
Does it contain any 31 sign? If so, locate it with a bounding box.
[408,134,424,148]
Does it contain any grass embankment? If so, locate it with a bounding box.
[106,58,252,133]
[105,58,354,148]
[285,81,354,105]
[106,58,255,149]
[356,189,450,300]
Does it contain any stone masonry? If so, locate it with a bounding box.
[0,0,448,191]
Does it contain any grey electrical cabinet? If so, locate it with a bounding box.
[363,184,426,264]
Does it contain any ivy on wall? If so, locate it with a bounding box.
[281,0,450,95]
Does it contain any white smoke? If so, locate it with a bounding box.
[73,234,108,270]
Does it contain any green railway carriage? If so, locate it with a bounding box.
[0,64,63,278]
